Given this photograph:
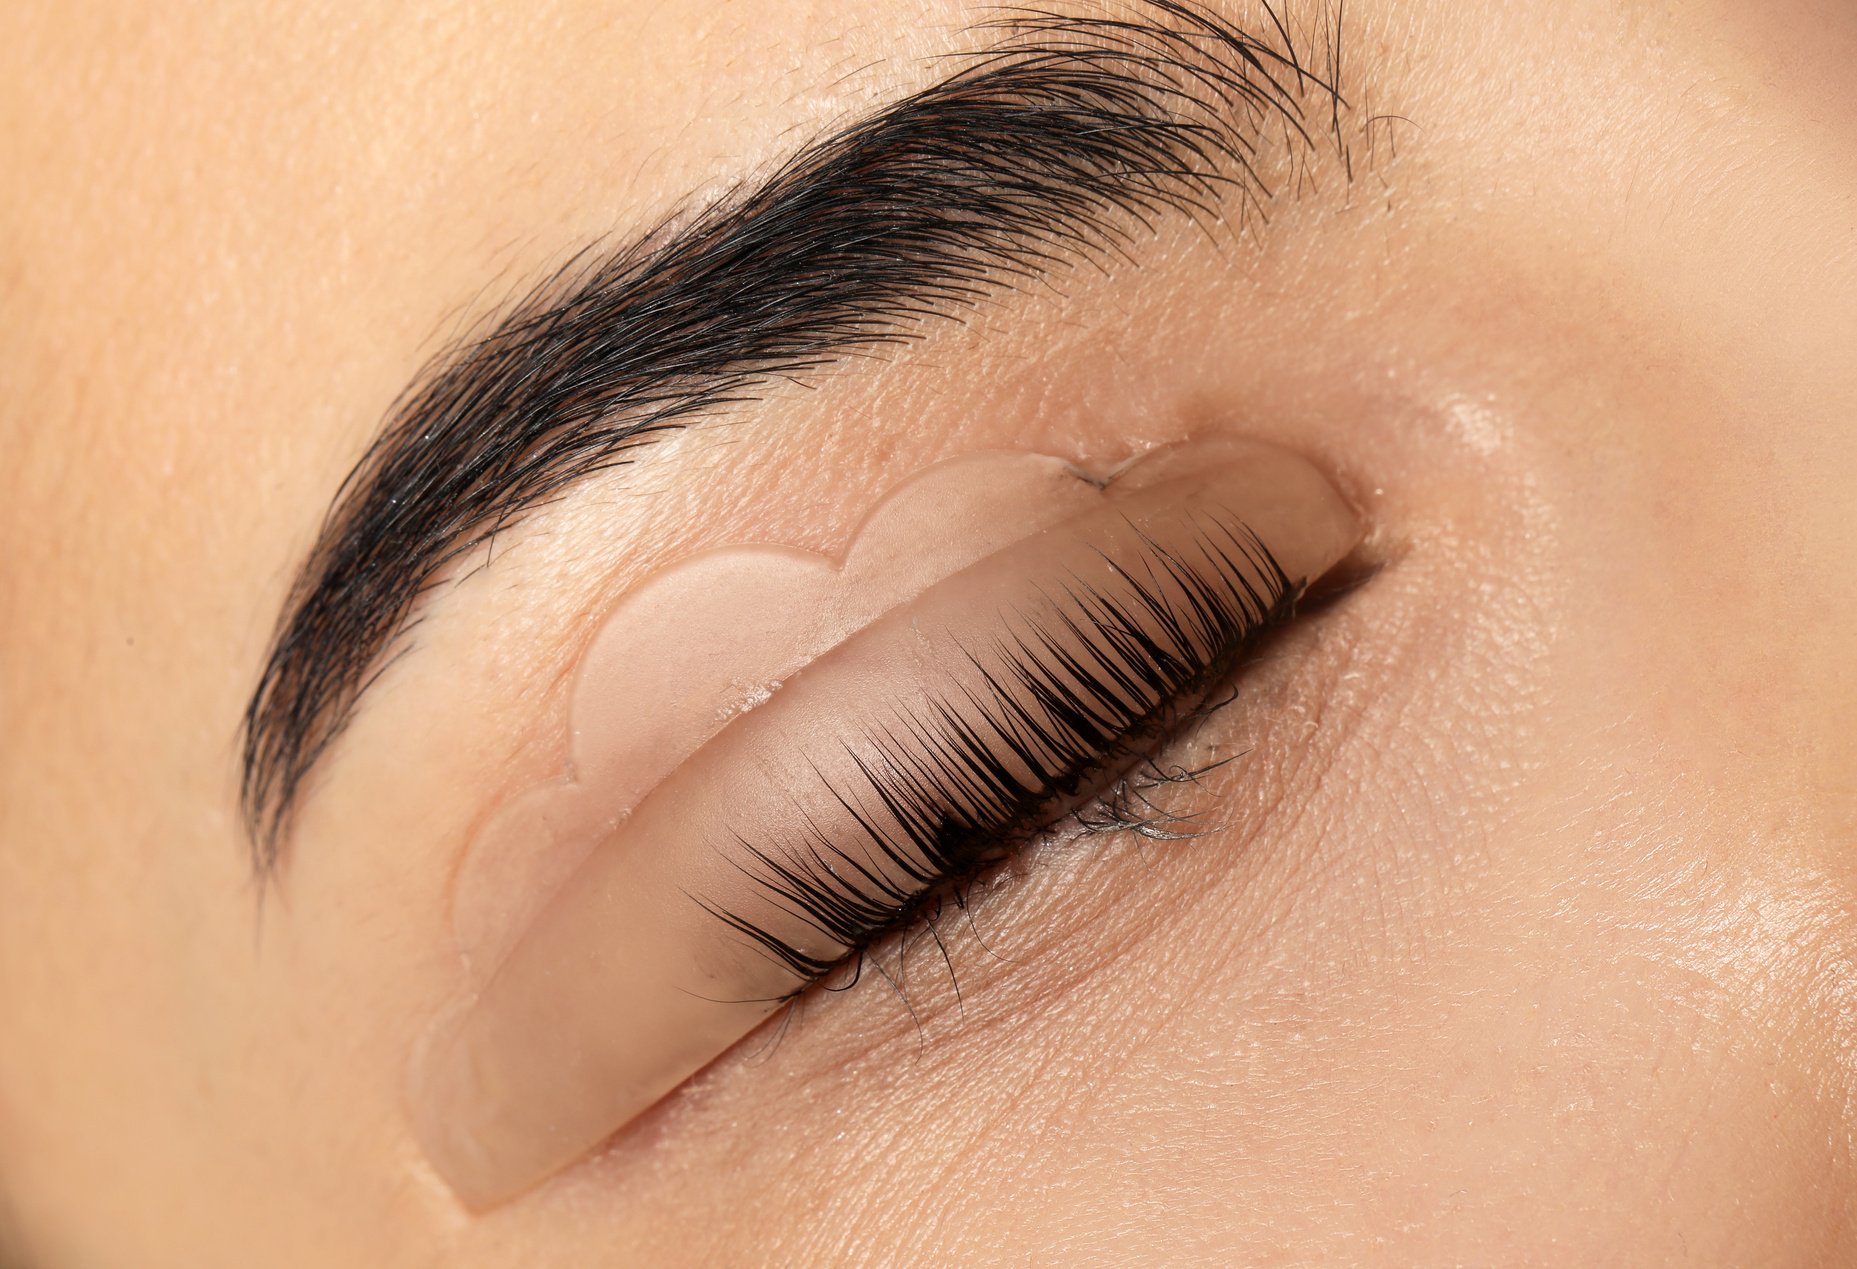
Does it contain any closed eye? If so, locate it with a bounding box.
[408,442,1361,1208]
[702,513,1297,999]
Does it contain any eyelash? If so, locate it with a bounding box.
[700,514,1299,1001]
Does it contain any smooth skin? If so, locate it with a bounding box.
[2,1,1855,1266]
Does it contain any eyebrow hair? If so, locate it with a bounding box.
[239,0,1352,872]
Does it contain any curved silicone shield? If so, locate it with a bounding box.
[452,450,1117,973]
[413,438,1360,1207]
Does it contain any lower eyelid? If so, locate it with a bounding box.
[407,443,1360,1208]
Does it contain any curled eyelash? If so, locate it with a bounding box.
[698,513,1300,999]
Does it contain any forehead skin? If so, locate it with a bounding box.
[2,1,1855,1266]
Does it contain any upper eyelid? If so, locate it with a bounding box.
[237,0,1356,875]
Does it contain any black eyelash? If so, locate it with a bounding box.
[699,514,1299,997]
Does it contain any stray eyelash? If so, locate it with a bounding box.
[700,514,1298,998]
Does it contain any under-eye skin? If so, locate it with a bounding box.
[410,440,1360,1208]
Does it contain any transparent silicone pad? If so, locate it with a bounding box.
[453,450,1115,972]
[415,439,1360,1207]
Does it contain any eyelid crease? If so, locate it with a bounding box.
[408,441,1361,1208]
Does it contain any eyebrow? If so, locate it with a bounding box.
[239,0,1352,873]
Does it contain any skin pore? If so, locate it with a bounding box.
[2,0,1856,1266]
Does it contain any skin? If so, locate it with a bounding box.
[2,0,1854,1264]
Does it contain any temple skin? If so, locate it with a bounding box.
[410,440,1360,1207]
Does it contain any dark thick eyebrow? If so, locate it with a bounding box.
[239,0,1351,872]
